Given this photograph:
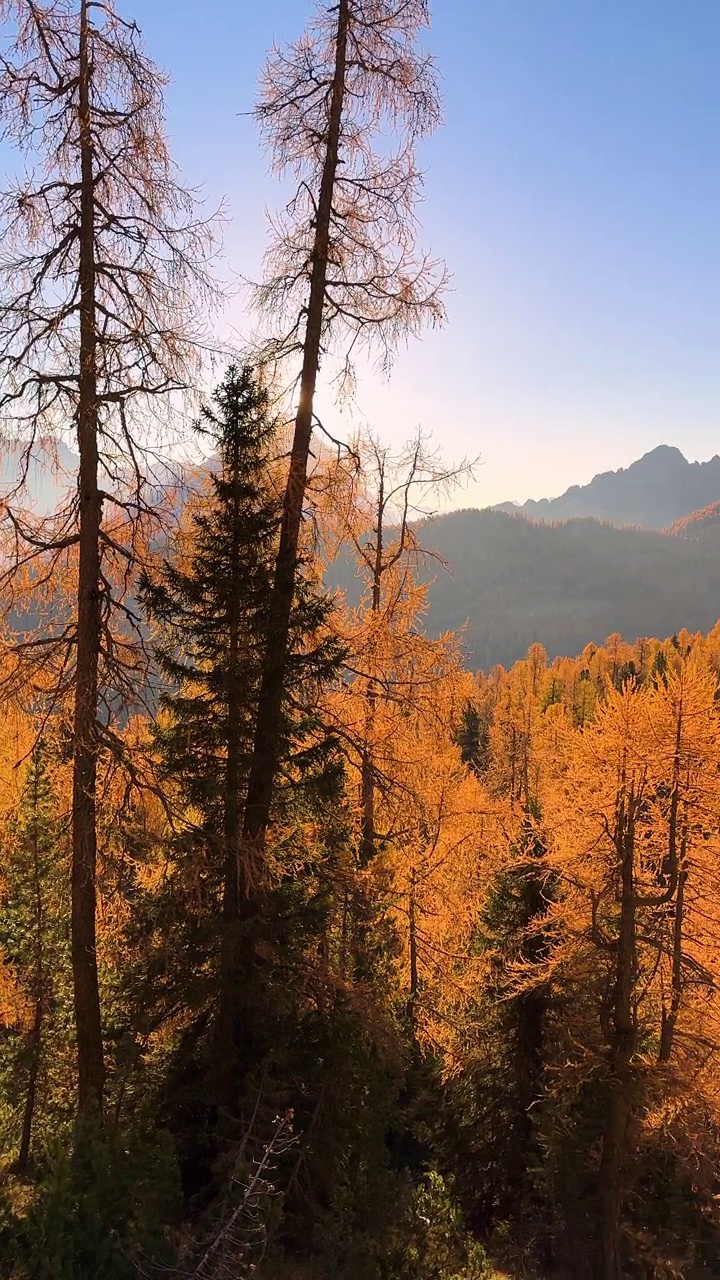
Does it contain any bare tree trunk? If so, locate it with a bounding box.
[513,849,548,1200]
[598,797,637,1280]
[360,475,384,866]
[17,1002,41,1172]
[659,821,687,1064]
[658,721,685,1065]
[17,768,44,1172]
[598,1080,632,1280]
[339,885,350,978]
[406,870,418,1028]
[359,746,376,867]
[71,0,105,1114]
[243,0,350,847]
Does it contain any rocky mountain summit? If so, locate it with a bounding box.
[493,444,720,530]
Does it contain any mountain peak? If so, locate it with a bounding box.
[631,444,687,471]
[641,444,686,460]
[492,446,720,530]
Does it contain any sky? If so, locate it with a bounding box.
[30,1,720,507]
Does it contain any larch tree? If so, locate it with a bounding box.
[323,432,474,864]
[316,439,479,1033]
[0,0,216,1114]
[244,0,448,849]
[537,661,720,1278]
[390,735,488,1036]
[486,643,549,805]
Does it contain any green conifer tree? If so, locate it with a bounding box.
[0,746,72,1172]
[138,364,343,1109]
[437,808,556,1257]
[455,702,489,775]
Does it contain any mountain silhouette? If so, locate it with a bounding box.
[493,445,720,530]
[0,438,186,514]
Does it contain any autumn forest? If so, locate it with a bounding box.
[0,2,717,1279]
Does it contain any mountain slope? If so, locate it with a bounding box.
[331,509,720,671]
[0,438,186,513]
[667,500,720,543]
[493,445,720,530]
[10,440,720,673]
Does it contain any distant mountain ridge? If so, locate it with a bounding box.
[327,505,720,672]
[7,438,720,673]
[493,445,720,530]
[410,507,720,669]
[0,438,189,514]
[8,438,719,532]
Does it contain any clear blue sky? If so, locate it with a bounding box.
[133,4,720,505]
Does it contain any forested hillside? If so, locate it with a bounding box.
[330,508,720,670]
[420,509,720,668]
[668,500,720,543]
[0,4,718,1280]
[3,478,720,1277]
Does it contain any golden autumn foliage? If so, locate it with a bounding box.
[4,413,720,1276]
[0,1,715,1274]
[2,467,720,1275]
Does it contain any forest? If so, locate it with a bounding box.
[0,2,719,1279]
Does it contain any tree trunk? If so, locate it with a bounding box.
[359,473,384,866]
[71,0,105,1115]
[598,796,637,1280]
[598,1080,632,1280]
[514,862,547,1192]
[407,871,418,1028]
[17,772,44,1172]
[658,722,685,1065]
[242,0,350,848]
[659,823,687,1064]
[17,1001,42,1172]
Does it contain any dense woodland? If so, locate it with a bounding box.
[0,3,719,1280]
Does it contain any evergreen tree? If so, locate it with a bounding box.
[141,365,278,827]
[436,809,555,1257]
[0,746,73,1172]
[138,363,344,1136]
[455,702,489,775]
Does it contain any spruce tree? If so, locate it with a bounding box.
[141,365,278,857]
[0,746,72,1171]
[139,364,342,1094]
[437,808,556,1254]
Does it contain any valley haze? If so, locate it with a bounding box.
[7,438,713,673]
